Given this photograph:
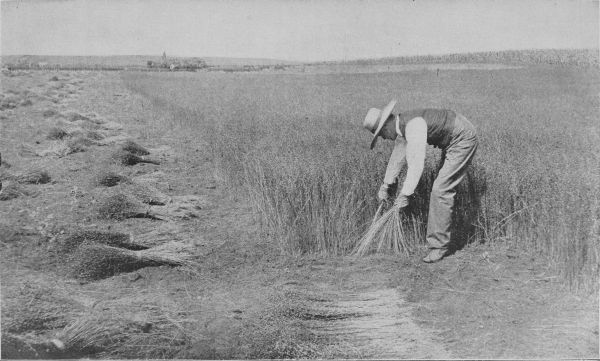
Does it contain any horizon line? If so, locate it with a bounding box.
[1,47,598,64]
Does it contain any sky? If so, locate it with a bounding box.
[1,0,598,61]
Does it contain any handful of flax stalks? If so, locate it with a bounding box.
[353,202,420,257]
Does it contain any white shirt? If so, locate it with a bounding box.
[383,115,428,196]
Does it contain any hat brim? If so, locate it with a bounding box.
[370,99,397,150]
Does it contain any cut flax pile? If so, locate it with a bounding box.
[50,305,189,358]
[48,124,129,146]
[158,195,203,220]
[66,136,99,148]
[0,168,51,184]
[43,108,60,118]
[2,281,82,335]
[60,230,146,253]
[111,149,159,166]
[352,204,423,257]
[119,181,171,205]
[14,168,51,184]
[85,129,106,141]
[68,242,197,281]
[63,111,90,123]
[47,123,107,142]
[0,181,39,201]
[47,126,70,140]
[68,244,147,281]
[17,144,45,158]
[2,332,60,359]
[62,111,124,132]
[50,312,151,356]
[121,140,150,156]
[96,193,201,221]
[96,193,171,220]
[92,170,129,187]
[51,313,139,355]
[18,141,86,158]
[97,194,152,220]
[93,170,171,205]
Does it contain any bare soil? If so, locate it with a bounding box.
[0,69,597,359]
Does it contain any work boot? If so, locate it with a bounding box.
[422,248,449,263]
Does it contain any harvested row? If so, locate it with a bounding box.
[1,73,203,361]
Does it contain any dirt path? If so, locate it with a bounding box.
[288,282,449,358]
[266,257,451,358]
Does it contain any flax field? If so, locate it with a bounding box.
[123,65,599,289]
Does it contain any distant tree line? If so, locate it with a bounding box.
[1,57,209,72]
[215,64,287,72]
[2,62,125,71]
[325,49,599,67]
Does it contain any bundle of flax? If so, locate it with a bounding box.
[353,202,418,257]
[68,241,198,281]
[50,312,142,354]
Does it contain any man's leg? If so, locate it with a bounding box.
[424,118,478,261]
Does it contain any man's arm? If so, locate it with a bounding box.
[383,137,407,186]
[400,117,427,195]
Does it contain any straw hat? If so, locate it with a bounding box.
[363,100,397,149]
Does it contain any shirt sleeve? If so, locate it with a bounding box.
[383,137,407,185]
[400,117,427,195]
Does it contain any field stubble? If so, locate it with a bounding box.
[122,66,599,289]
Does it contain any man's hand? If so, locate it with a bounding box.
[377,183,396,202]
[394,193,410,209]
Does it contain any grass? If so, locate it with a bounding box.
[122,64,599,290]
